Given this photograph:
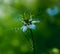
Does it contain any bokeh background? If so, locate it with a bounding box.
[0,0,60,54]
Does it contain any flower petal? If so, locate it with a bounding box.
[32,20,40,23]
[28,24,36,30]
[21,25,27,32]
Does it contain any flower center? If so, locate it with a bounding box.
[24,19,32,25]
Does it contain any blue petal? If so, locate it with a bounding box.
[32,20,40,23]
[28,24,36,30]
[21,26,27,32]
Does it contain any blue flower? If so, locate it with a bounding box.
[21,18,40,32]
[46,7,59,16]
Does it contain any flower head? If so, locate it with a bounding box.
[21,16,40,32]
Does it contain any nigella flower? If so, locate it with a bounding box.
[46,6,59,16]
[21,17,40,32]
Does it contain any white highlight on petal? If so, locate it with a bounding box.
[32,20,40,23]
[28,24,36,30]
[21,26,27,32]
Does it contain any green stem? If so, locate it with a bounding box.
[30,29,36,54]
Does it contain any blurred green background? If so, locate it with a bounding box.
[0,0,60,54]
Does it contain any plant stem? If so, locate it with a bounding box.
[30,29,36,54]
